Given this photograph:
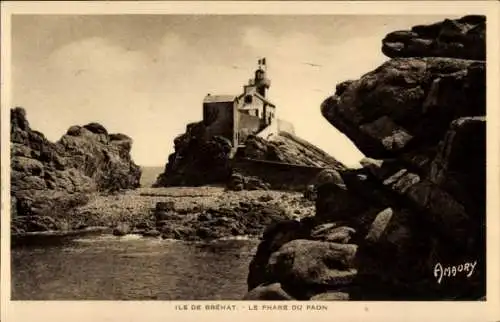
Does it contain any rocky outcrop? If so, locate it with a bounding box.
[152,200,293,241]
[227,172,271,191]
[382,15,485,60]
[59,124,141,191]
[154,121,344,188]
[245,15,486,301]
[241,133,344,168]
[321,57,484,160]
[11,107,141,233]
[154,122,233,187]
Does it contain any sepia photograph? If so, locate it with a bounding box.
[1,2,499,321]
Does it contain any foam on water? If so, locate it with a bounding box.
[217,235,252,241]
[73,234,176,243]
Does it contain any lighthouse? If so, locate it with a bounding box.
[254,58,271,98]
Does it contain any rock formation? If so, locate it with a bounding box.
[245,15,486,301]
[11,107,141,233]
[154,121,345,189]
[154,122,233,187]
[154,199,292,241]
[382,15,485,60]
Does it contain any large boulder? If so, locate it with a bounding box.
[267,239,358,299]
[268,240,358,285]
[321,57,485,161]
[247,218,316,290]
[382,15,485,60]
[310,224,356,244]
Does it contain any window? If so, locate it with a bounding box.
[244,95,253,104]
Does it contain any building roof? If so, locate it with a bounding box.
[255,92,275,107]
[203,95,237,103]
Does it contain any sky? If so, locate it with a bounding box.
[11,14,454,167]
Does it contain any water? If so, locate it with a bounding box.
[140,166,164,187]
[11,235,259,300]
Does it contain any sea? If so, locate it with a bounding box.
[11,235,259,300]
[140,166,164,188]
[11,166,259,300]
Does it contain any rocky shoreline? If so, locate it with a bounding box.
[11,186,315,246]
[10,100,329,240]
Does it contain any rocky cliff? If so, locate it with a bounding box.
[154,121,345,188]
[11,107,141,233]
[153,121,233,187]
[245,15,486,301]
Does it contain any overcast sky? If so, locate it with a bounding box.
[12,14,454,167]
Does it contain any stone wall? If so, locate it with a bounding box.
[238,112,261,144]
[232,158,325,191]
